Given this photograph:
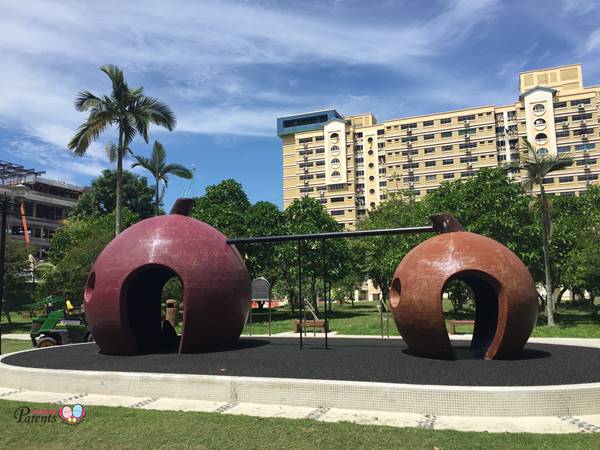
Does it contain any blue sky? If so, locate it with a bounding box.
[2,0,600,210]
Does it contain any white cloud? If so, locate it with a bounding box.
[585,29,600,53]
[0,0,503,181]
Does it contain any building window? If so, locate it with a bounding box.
[299,149,313,155]
[299,137,313,144]
[316,160,326,166]
[442,145,453,151]
[458,128,476,136]
[571,98,591,106]
[299,162,313,168]
[461,170,476,177]
[459,142,477,149]
[378,168,386,174]
[402,149,419,156]
[573,128,591,136]
[557,146,570,153]
[300,187,314,193]
[315,148,325,154]
[316,173,325,179]
[299,175,313,180]
[576,158,597,165]
[542,178,554,184]
[315,136,324,141]
[424,147,435,154]
[424,134,434,140]
[535,133,548,145]
[331,197,344,202]
[579,174,599,181]
[532,104,545,115]
[553,101,566,109]
[377,129,385,135]
[330,133,339,143]
[458,114,476,122]
[441,118,452,124]
[443,173,454,179]
[559,176,574,183]
[575,143,595,151]
[423,120,434,126]
[536,147,548,156]
[401,123,417,130]
[355,170,364,176]
[555,130,570,138]
[331,171,341,178]
[441,131,452,138]
[331,158,341,167]
[554,116,568,123]
[443,159,453,165]
[402,163,419,169]
[425,160,436,167]
[330,210,344,216]
[534,118,546,129]
[425,174,436,181]
[572,113,592,121]
[377,142,385,148]
[401,136,418,143]
[379,181,387,186]
[403,176,419,183]
[330,145,340,155]
[459,156,478,163]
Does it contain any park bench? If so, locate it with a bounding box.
[294,319,328,333]
[449,319,475,334]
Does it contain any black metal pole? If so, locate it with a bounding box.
[226,225,435,245]
[322,239,328,349]
[0,195,7,355]
[297,241,303,350]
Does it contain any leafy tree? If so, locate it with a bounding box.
[282,196,350,312]
[191,179,251,238]
[561,226,600,303]
[356,193,431,304]
[132,141,193,216]
[68,64,176,235]
[2,238,35,322]
[425,167,541,277]
[40,211,139,301]
[508,140,573,326]
[69,169,155,220]
[243,201,284,282]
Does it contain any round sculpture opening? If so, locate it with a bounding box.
[442,270,500,358]
[122,264,183,354]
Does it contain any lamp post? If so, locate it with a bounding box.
[0,183,30,354]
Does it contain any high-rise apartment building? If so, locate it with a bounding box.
[278,64,599,229]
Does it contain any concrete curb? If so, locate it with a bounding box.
[2,338,600,417]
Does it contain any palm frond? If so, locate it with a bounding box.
[138,97,176,130]
[163,163,193,179]
[105,142,118,163]
[131,154,153,171]
[74,90,104,112]
[67,112,112,156]
[100,64,129,102]
[152,141,167,167]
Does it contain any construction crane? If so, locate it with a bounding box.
[181,165,196,198]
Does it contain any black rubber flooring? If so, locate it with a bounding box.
[4,337,600,386]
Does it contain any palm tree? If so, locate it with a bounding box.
[68,65,176,234]
[132,141,193,216]
[509,139,572,326]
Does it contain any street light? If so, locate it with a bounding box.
[0,183,30,354]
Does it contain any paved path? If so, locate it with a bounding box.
[0,386,599,434]
[2,334,30,341]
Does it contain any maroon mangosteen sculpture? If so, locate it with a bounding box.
[390,226,538,360]
[84,199,251,355]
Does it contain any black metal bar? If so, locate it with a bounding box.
[226,225,435,245]
[297,241,303,350]
[322,239,328,349]
[0,195,6,355]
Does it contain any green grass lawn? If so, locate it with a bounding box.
[1,399,598,450]
[239,301,600,338]
[0,339,32,355]
[1,312,33,334]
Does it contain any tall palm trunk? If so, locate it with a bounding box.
[155,178,160,216]
[115,130,124,235]
[539,185,555,326]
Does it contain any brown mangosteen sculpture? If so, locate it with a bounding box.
[390,216,538,360]
[84,199,251,355]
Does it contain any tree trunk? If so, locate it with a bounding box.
[539,186,555,326]
[155,179,160,216]
[4,310,12,324]
[115,129,124,235]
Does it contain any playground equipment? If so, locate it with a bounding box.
[85,198,538,360]
[84,199,251,355]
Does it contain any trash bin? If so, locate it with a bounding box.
[165,299,179,328]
